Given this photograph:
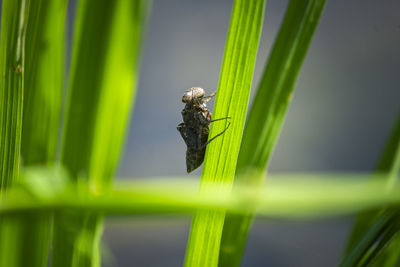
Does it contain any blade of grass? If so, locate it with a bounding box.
[2,171,400,218]
[12,1,67,266]
[0,0,28,189]
[52,0,150,266]
[218,0,327,266]
[358,221,400,266]
[184,0,266,265]
[368,230,400,266]
[341,114,400,266]
[339,210,400,267]
[345,114,400,253]
[22,0,66,166]
[0,0,31,266]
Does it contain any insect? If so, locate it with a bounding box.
[177,87,230,173]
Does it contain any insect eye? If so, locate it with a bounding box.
[182,92,192,103]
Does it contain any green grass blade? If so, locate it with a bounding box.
[339,210,400,267]
[0,0,31,266]
[2,171,400,218]
[345,114,400,252]
[11,1,67,266]
[22,0,67,165]
[236,0,326,173]
[358,222,400,267]
[376,114,400,176]
[341,114,400,266]
[219,1,327,266]
[0,0,29,189]
[367,229,400,267]
[52,0,150,266]
[60,0,149,187]
[184,0,266,266]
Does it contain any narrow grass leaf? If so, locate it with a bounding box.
[0,0,32,266]
[2,171,400,219]
[358,221,400,266]
[219,1,327,266]
[367,229,400,267]
[342,114,400,266]
[339,210,398,267]
[22,0,67,166]
[0,0,28,189]
[184,1,266,265]
[345,115,400,252]
[52,1,150,266]
[8,1,68,266]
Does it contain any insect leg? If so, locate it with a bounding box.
[202,91,216,103]
[209,116,231,123]
[201,120,231,148]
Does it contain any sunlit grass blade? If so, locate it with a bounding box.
[52,0,150,266]
[8,1,68,266]
[22,0,66,166]
[184,0,266,266]
[0,0,28,189]
[219,0,327,266]
[2,171,400,219]
[341,114,400,266]
[13,1,67,266]
[0,0,30,266]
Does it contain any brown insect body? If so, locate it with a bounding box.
[177,87,229,173]
[177,87,212,172]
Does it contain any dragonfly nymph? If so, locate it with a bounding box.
[177,87,230,173]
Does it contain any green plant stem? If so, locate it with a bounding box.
[184,0,266,266]
[218,1,327,266]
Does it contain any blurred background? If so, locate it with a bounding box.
[76,0,398,266]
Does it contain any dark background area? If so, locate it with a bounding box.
[104,0,400,266]
[100,1,400,266]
